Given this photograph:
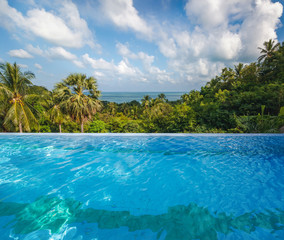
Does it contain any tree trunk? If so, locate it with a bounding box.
[59,123,62,133]
[81,122,84,133]
[19,122,23,133]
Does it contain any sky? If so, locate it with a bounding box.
[0,0,283,92]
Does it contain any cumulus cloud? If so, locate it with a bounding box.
[47,47,77,60]
[116,42,155,68]
[72,60,85,68]
[117,59,138,76]
[207,30,242,60]
[156,31,178,58]
[142,0,283,86]
[83,53,151,85]
[34,63,42,70]
[8,49,33,58]
[115,43,175,83]
[0,0,95,48]
[185,0,249,30]
[26,44,44,56]
[99,0,152,37]
[1,0,282,90]
[183,0,283,61]
[116,42,137,59]
[239,0,283,58]
[153,0,282,63]
[82,54,115,71]
[58,1,95,48]
[83,53,141,77]
[26,44,85,68]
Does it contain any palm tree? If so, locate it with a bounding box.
[43,92,66,133]
[141,95,151,109]
[0,62,37,132]
[258,39,280,63]
[234,63,244,78]
[157,93,167,103]
[54,73,101,133]
[108,102,117,116]
[48,104,65,133]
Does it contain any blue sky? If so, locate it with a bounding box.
[0,0,283,92]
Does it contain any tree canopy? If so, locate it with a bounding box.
[0,40,283,133]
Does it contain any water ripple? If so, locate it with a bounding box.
[0,134,283,239]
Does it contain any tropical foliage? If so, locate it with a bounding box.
[0,62,37,132]
[53,73,101,133]
[0,40,283,133]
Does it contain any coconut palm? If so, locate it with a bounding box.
[0,62,37,132]
[141,95,151,109]
[54,73,101,133]
[48,104,65,133]
[258,39,280,63]
[43,92,66,133]
[157,93,167,103]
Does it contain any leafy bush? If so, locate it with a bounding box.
[88,120,107,133]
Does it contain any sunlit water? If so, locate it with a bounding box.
[0,134,283,240]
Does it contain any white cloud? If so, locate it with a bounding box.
[185,0,244,30]
[147,65,175,84]
[83,53,161,84]
[93,71,104,77]
[169,57,225,83]
[26,44,85,68]
[58,1,95,48]
[198,59,209,76]
[207,30,242,60]
[0,0,95,48]
[183,0,283,61]
[174,31,191,50]
[26,45,76,61]
[72,60,85,68]
[26,44,44,56]
[47,47,77,60]
[115,43,175,83]
[116,42,155,68]
[83,54,115,71]
[18,64,28,68]
[116,42,137,59]
[143,0,283,86]
[137,52,155,69]
[239,0,283,58]
[99,0,152,37]
[117,59,138,76]
[157,37,177,58]
[34,63,42,70]
[1,0,282,90]
[83,53,141,77]
[8,49,33,58]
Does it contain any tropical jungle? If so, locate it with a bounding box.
[0,40,283,133]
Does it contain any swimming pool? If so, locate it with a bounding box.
[0,134,283,240]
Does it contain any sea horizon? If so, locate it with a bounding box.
[99,91,187,103]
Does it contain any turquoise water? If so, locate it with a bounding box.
[0,134,283,240]
[99,92,185,103]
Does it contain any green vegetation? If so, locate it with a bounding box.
[0,62,37,132]
[0,40,283,133]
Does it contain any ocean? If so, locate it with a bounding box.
[99,92,186,103]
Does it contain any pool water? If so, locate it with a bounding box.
[0,134,283,240]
